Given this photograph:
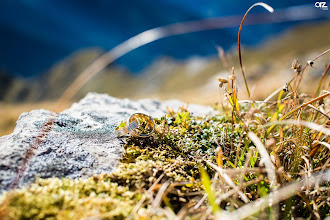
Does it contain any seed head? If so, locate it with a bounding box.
[217,77,228,88]
[307,60,314,67]
[291,59,299,69]
[291,60,302,74]
[228,75,236,81]
[283,83,289,92]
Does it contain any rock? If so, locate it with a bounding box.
[0,93,214,193]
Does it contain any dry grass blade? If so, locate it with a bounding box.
[216,46,229,69]
[265,119,330,136]
[152,180,171,209]
[163,207,179,220]
[280,92,330,121]
[221,167,263,176]
[313,140,330,151]
[127,173,165,220]
[238,2,274,99]
[263,86,284,103]
[53,3,326,109]
[307,104,330,120]
[301,156,312,191]
[266,91,329,135]
[263,76,296,103]
[193,195,207,210]
[311,48,330,63]
[214,177,264,203]
[206,161,249,203]
[316,63,330,97]
[216,169,330,220]
[248,132,277,189]
[54,15,248,110]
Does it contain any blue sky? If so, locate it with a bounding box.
[0,0,328,76]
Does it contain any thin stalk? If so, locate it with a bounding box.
[315,64,330,97]
[238,3,274,100]
[295,48,330,92]
[279,92,329,121]
[60,2,330,110]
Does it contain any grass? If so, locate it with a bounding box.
[1,2,330,219]
[1,76,329,218]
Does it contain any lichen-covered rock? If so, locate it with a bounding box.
[0,93,213,193]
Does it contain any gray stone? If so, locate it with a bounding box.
[0,93,214,193]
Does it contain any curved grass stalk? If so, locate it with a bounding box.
[53,3,329,110]
[247,132,277,189]
[54,15,246,110]
[313,140,330,151]
[238,3,274,100]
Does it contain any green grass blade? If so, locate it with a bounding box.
[200,166,220,213]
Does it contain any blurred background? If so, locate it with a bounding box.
[0,0,329,135]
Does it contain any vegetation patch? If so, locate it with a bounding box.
[1,3,329,220]
[1,89,330,219]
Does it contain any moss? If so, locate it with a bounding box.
[2,176,139,219]
[1,158,203,219]
[0,112,220,219]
